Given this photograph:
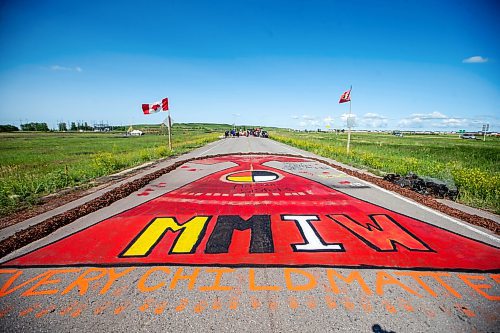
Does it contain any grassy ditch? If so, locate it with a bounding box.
[271,131,500,214]
[0,128,220,215]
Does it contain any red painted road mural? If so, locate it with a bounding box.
[4,155,500,271]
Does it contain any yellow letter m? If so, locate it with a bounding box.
[120,216,211,257]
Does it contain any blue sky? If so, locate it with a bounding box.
[0,0,499,131]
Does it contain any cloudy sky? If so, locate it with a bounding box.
[0,0,499,131]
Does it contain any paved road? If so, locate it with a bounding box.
[1,137,499,332]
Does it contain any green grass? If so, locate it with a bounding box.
[0,126,220,215]
[2,125,498,215]
[271,131,500,213]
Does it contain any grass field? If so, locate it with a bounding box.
[1,125,499,216]
[0,124,224,216]
[272,130,500,213]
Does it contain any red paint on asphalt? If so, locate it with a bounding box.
[4,155,499,271]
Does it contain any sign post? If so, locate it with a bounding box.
[482,124,489,142]
[346,99,352,153]
[161,98,172,150]
[167,109,172,150]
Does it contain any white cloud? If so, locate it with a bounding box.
[441,118,468,126]
[50,65,69,71]
[295,115,321,127]
[363,113,385,119]
[425,111,447,119]
[398,111,452,128]
[410,111,447,120]
[340,113,355,121]
[397,111,494,129]
[462,56,488,63]
[50,65,83,72]
[323,116,333,125]
[360,113,388,128]
[398,117,423,127]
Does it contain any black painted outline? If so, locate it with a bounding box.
[281,214,345,253]
[326,214,434,253]
[252,170,279,183]
[118,215,212,258]
[2,262,499,274]
[2,153,499,273]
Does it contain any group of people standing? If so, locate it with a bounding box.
[224,128,267,138]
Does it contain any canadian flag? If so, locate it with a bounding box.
[142,101,162,114]
[339,88,351,103]
[142,97,169,114]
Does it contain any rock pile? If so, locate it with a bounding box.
[383,173,458,201]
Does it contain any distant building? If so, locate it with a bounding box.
[93,122,111,132]
[130,129,143,136]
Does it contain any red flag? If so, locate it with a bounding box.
[162,98,169,111]
[339,88,351,103]
[142,102,161,114]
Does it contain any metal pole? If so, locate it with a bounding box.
[346,99,352,153]
[167,109,172,150]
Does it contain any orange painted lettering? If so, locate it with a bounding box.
[375,271,421,297]
[458,274,500,301]
[1,270,44,297]
[137,267,170,292]
[396,271,438,297]
[326,269,372,295]
[61,268,107,296]
[23,269,80,297]
[199,268,234,291]
[100,267,135,295]
[429,272,462,298]
[249,269,281,291]
[169,268,200,290]
[284,268,316,291]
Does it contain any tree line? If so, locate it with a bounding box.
[0,123,51,132]
[0,122,125,132]
[62,122,93,131]
[0,124,20,132]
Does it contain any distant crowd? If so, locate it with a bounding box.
[224,128,268,138]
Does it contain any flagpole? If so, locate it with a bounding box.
[167,109,172,150]
[346,86,352,154]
